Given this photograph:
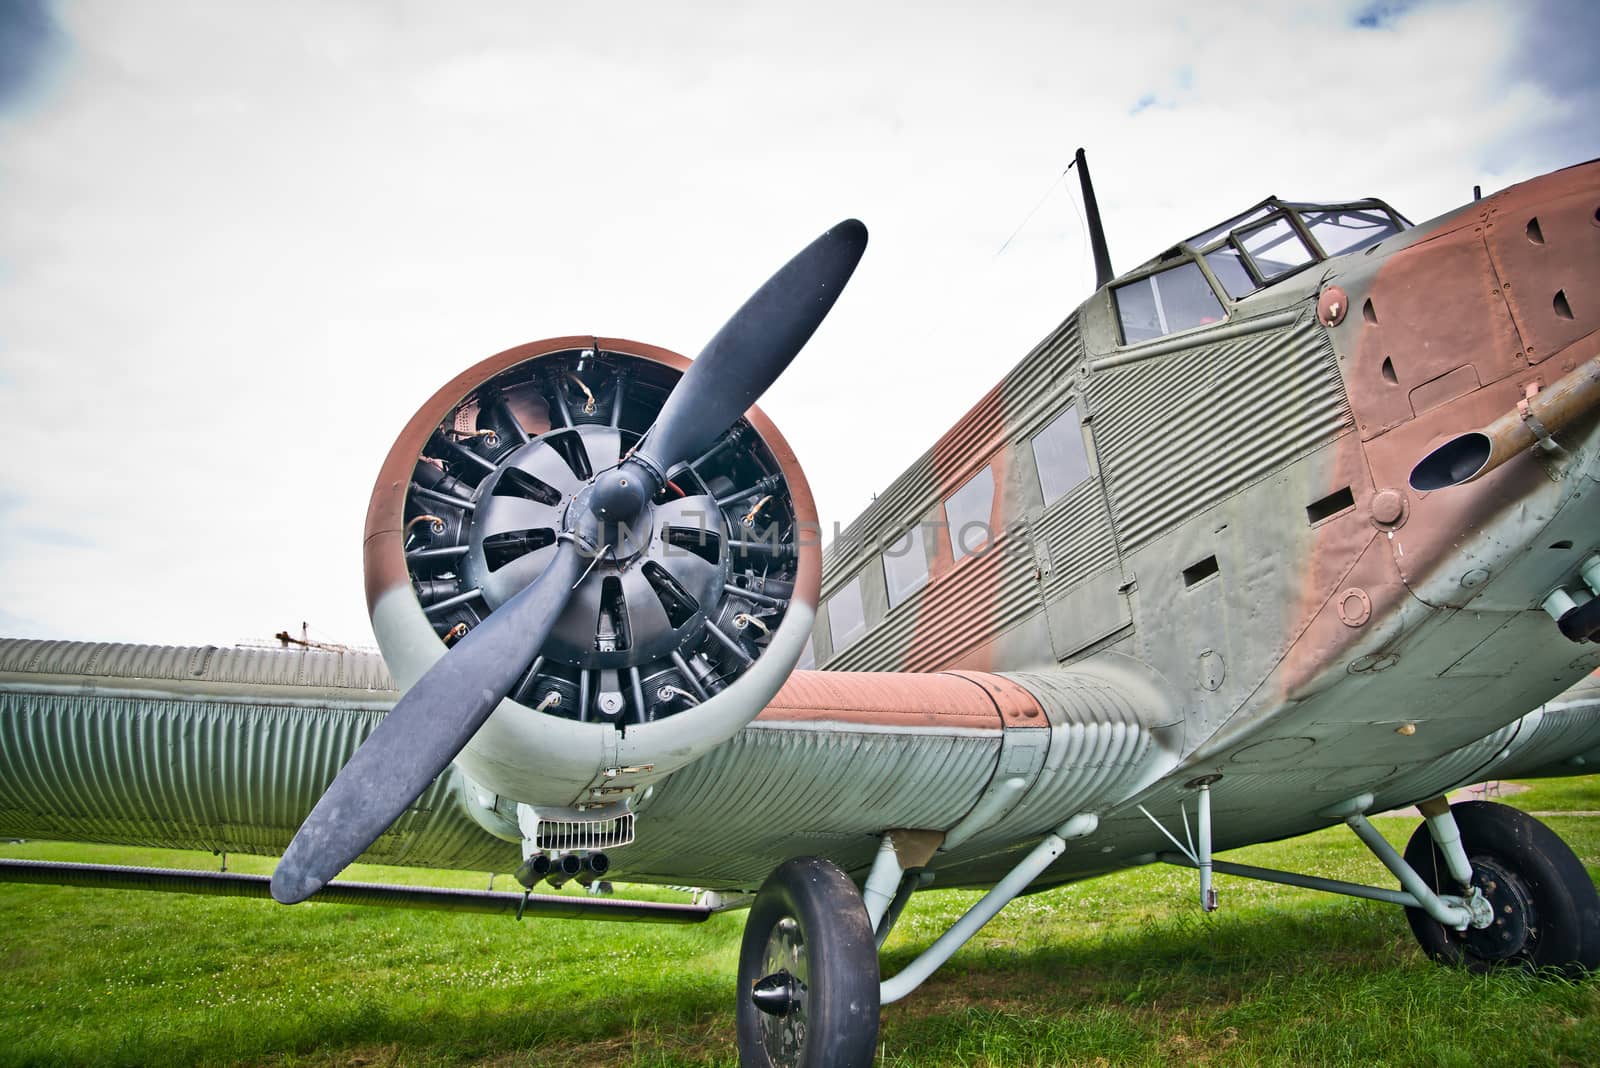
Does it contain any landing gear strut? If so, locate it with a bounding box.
[736,857,879,1068]
[1402,801,1600,974]
[1149,791,1600,974]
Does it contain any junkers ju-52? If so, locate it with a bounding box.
[3,152,1600,1067]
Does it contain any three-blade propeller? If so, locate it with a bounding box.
[271,219,867,904]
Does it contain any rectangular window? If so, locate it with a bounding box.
[882,524,929,608]
[944,466,995,561]
[1238,216,1314,280]
[825,576,867,652]
[1030,406,1090,507]
[1114,261,1226,345]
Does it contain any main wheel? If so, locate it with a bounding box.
[1403,800,1600,974]
[736,857,880,1068]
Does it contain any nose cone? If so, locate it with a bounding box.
[590,466,650,523]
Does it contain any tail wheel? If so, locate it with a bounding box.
[1403,800,1600,975]
[737,857,879,1068]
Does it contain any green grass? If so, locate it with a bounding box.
[2,777,1597,1067]
[1491,774,1600,814]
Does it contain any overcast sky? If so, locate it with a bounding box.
[0,0,1595,648]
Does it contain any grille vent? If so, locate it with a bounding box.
[534,812,635,852]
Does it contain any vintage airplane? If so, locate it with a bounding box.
[3,151,1600,1068]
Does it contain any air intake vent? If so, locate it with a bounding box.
[1183,555,1220,588]
[535,812,636,852]
[1307,486,1355,525]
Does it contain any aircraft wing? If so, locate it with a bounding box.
[0,638,511,872]
[4,634,1598,897]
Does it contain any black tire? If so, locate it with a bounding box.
[736,857,880,1068]
[1403,801,1600,975]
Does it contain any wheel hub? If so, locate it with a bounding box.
[1459,857,1537,961]
[756,917,809,1063]
[751,969,803,1017]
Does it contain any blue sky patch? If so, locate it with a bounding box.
[0,0,64,110]
[1354,2,1416,29]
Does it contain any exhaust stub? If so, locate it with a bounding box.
[1410,356,1600,491]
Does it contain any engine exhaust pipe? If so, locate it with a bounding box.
[576,852,610,889]
[1410,356,1600,491]
[544,852,585,890]
[513,853,552,889]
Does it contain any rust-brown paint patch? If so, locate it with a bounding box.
[1277,429,1382,700]
[944,670,1047,726]
[1409,364,1482,417]
[1284,165,1600,695]
[1283,534,1410,699]
[754,669,1010,730]
[1345,227,1524,440]
[1482,161,1600,365]
[903,384,1011,672]
[1362,373,1551,593]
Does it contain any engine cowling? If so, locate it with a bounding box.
[364,336,820,811]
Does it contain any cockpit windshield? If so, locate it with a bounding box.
[1185,197,1408,297]
[1112,196,1408,346]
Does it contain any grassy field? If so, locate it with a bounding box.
[2,777,1597,1067]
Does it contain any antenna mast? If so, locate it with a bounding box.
[1074,147,1115,289]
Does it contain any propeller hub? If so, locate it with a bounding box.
[567,484,655,565]
[590,465,653,525]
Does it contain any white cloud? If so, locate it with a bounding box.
[0,0,1591,645]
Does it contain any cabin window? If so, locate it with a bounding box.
[1031,406,1091,507]
[1299,207,1401,258]
[1237,217,1314,280]
[882,524,929,608]
[944,466,995,561]
[1204,245,1257,300]
[825,576,867,651]
[1114,261,1225,344]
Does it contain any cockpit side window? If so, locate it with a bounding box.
[1204,244,1257,300]
[1114,261,1225,344]
[1299,207,1402,257]
[1237,216,1315,280]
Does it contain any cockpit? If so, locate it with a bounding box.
[1114,197,1410,346]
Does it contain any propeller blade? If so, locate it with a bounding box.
[644,219,867,471]
[270,539,589,904]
